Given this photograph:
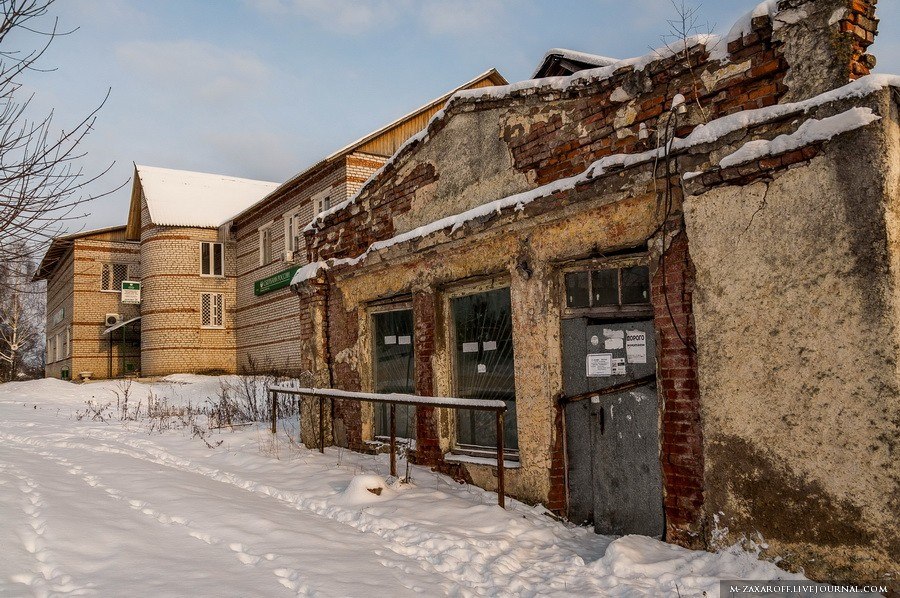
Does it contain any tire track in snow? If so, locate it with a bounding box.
[1,440,317,597]
[0,459,89,597]
[1,427,604,596]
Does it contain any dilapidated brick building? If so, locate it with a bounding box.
[288,0,896,584]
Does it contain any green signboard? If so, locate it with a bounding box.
[121,280,141,304]
[254,266,300,296]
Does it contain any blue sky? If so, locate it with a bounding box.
[15,0,900,231]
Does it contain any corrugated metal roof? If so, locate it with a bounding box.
[136,165,280,228]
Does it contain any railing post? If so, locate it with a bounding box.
[389,403,397,477]
[496,409,505,509]
[270,389,277,434]
[318,396,325,454]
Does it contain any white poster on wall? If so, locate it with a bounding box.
[602,329,624,350]
[626,330,647,363]
[586,353,613,377]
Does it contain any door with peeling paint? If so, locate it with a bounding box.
[563,319,663,537]
[560,262,663,537]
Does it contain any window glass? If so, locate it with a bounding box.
[201,243,223,276]
[565,271,590,308]
[452,287,517,450]
[621,265,650,304]
[260,227,271,265]
[373,309,415,438]
[213,243,223,276]
[591,268,619,305]
[201,243,211,275]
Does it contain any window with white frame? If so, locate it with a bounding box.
[46,336,54,363]
[200,242,224,276]
[101,263,129,291]
[283,211,302,257]
[200,293,224,328]
[314,191,331,216]
[62,327,70,358]
[258,224,273,266]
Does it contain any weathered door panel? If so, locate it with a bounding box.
[563,318,664,537]
[592,383,663,536]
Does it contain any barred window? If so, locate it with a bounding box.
[200,293,224,328]
[101,263,129,291]
[200,242,224,276]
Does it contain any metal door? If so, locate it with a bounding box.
[562,318,663,537]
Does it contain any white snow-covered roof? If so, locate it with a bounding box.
[531,48,618,78]
[135,165,280,228]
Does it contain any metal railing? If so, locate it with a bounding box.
[268,385,509,507]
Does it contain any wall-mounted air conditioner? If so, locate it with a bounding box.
[105,313,122,327]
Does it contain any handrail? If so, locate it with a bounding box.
[268,385,509,508]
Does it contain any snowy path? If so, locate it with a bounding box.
[0,377,806,597]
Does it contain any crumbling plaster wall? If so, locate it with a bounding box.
[683,103,900,580]
[325,176,661,505]
[392,109,533,236]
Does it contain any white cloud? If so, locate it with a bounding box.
[246,0,407,34]
[418,0,515,34]
[116,40,273,104]
[246,0,517,35]
[203,130,302,183]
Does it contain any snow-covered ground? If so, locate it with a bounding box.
[0,376,811,597]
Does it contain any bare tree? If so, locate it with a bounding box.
[0,249,43,380]
[0,0,119,268]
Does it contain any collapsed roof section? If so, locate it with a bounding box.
[531,48,618,79]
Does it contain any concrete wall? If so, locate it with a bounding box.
[683,95,900,580]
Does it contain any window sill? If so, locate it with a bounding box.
[99,289,121,293]
[199,274,225,278]
[200,326,225,330]
[444,452,521,469]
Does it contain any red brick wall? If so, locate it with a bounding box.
[652,232,704,546]
[842,0,878,79]
[412,290,442,466]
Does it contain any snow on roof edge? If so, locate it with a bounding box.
[294,74,899,286]
[136,165,280,228]
[304,34,725,235]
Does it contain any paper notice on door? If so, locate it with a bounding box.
[586,353,613,377]
[462,342,479,353]
[626,330,647,363]
[476,363,487,374]
[602,329,624,350]
[612,357,627,375]
[384,335,397,345]
[482,340,497,351]
[398,336,411,345]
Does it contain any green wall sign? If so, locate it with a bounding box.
[254,266,300,296]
